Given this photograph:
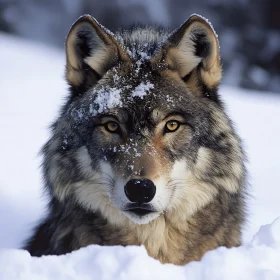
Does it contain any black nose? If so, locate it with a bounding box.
[124,179,156,204]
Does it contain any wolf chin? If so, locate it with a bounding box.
[24,14,247,265]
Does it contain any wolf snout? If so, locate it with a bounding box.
[124,179,156,204]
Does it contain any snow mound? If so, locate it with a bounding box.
[252,217,280,248]
[0,218,280,280]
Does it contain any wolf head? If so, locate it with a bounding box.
[44,15,245,226]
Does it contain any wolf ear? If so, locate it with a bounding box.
[160,15,222,90]
[65,15,121,88]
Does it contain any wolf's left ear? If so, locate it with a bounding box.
[65,15,125,88]
[158,15,222,90]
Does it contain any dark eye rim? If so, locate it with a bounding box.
[164,120,181,133]
[104,121,121,133]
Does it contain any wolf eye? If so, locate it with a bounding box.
[104,121,119,133]
[165,120,180,133]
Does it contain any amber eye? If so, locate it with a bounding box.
[104,121,119,133]
[165,120,180,133]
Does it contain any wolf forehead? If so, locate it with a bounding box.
[68,76,201,129]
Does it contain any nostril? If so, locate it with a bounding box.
[124,179,156,204]
[124,181,138,203]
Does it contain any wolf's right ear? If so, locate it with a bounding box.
[65,15,125,88]
[154,15,222,92]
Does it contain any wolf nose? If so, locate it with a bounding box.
[124,179,156,204]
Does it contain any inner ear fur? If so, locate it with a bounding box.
[65,15,127,88]
[159,15,222,90]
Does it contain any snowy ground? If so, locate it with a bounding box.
[0,33,280,279]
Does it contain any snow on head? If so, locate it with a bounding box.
[94,87,122,113]
[89,86,122,116]
[126,42,151,61]
[71,79,154,122]
[131,81,154,99]
[70,86,123,122]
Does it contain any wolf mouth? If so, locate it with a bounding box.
[126,208,156,216]
[124,203,157,217]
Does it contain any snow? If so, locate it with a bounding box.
[131,81,154,99]
[0,218,280,279]
[222,86,280,242]
[0,32,280,278]
[252,217,280,248]
[190,13,219,42]
[0,32,66,249]
[92,86,123,114]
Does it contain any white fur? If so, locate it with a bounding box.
[84,47,110,76]
[176,29,202,76]
[167,159,218,221]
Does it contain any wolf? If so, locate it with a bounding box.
[24,14,247,265]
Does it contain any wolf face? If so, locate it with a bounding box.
[24,14,247,264]
[43,15,245,232]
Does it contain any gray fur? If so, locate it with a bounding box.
[24,14,247,265]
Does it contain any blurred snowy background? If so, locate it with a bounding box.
[0,0,280,92]
[0,1,280,279]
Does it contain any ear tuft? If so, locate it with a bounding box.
[65,15,121,88]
